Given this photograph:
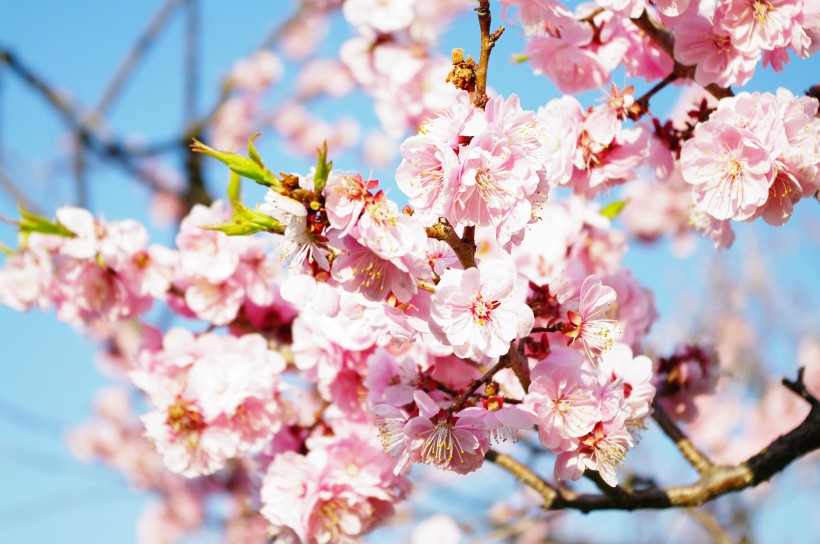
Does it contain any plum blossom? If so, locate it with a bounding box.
[524,349,601,451]
[430,259,534,361]
[561,275,622,360]
[399,391,490,474]
[681,121,775,221]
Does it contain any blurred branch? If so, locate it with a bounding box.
[0,47,166,193]
[489,370,820,512]
[688,508,734,544]
[652,401,714,475]
[92,0,182,118]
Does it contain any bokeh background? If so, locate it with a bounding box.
[1,1,819,542]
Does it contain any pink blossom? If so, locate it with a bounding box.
[598,344,656,422]
[331,234,428,304]
[715,0,803,53]
[322,170,376,236]
[430,259,534,361]
[396,135,461,216]
[681,122,775,220]
[229,50,283,93]
[536,96,584,188]
[343,0,415,34]
[562,275,622,360]
[525,349,601,451]
[402,391,489,474]
[601,271,658,350]
[673,10,760,87]
[555,419,633,486]
[354,191,426,259]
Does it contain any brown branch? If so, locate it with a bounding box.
[485,449,560,504]
[488,370,820,512]
[473,0,504,109]
[630,12,733,101]
[651,401,714,475]
[449,342,522,412]
[425,219,476,269]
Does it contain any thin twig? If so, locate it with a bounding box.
[449,342,520,412]
[92,0,182,117]
[473,0,505,109]
[652,400,714,475]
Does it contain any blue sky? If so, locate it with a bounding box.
[1,1,818,543]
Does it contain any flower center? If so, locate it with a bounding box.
[752,0,773,23]
[471,293,500,325]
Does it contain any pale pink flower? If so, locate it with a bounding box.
[343,0,415,34]
[183,277,244,326]
[459,402,537,444]
[602,271,658,350]
[452,128,541,246]
[525,10,628,94]
[562,275,622,360]
[598,344,656,422]
[402,391,489,474]
[430,259,534,361]
[689,207,737,250]
[229,50,283,93]
[322,170,376,236]
[555,419,633,486]
[396,135,461,216]
[681,122,775,220]
[673,10,760,87]
[355,191,426,260]
[525,349,601,452]
[176,202,241,283]
[536,96,584,188]
[331,234,429,303]
[715,0,803,53]
[365,349,420,407]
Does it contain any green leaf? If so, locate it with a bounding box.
[201,202,284,236]
[16,205,75,237]
[0,242,13,256]
[191,138,281,190]
[599,199,629,220]
[313,141,333,194]
[227,172,242,204]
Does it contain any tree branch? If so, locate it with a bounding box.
[473,0,504,109]
[488,370,820,512]
[425,219,477,269]
[651,401,714,475]
[448,342,521,413]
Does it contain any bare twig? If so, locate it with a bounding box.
[0,48,166,193]
[92,0,182,118]
[473,0,505,109]
[652,400,714,475]
[448,342,521,412]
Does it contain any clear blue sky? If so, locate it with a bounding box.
[1,1,818,543]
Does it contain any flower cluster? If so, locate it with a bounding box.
[681,90,820,225]
[398,91,549,247]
